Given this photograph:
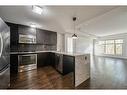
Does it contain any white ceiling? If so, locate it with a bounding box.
[0,6,126,37]
[78,6,127,36]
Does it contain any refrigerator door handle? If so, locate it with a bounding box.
[0,32,3,58]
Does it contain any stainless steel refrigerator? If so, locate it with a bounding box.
[0,18,10,89]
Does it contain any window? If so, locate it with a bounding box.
[115,39,123,55]
[98,39,123,55]
[67,37,73,53]
[98,41,106,54]
[105,40,115,54]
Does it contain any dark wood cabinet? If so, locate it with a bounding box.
[50,32,57,45]
[6,22,19,45]
[6,22,56,46]
[10,54,18,74]
[18,25,36,36]
[53,53,74,75]
[63,55,74,75]
[6,23,36,45]
[36,29,47,44]
[36,28,57,45]
[37,52,50,67]
[49,52,55,67]
[10,52,74,75]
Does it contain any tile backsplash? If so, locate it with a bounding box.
[11,44,57,52]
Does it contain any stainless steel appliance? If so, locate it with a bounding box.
[55,53,63,73]
[0,18,10,89]
[18,54,37,72]
[19,34,36,44]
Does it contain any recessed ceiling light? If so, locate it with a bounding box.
[30,24,36,28]
[32,5,43,15]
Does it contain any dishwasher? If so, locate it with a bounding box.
[55,53,63,74]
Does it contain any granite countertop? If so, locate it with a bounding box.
[10,51,88,56]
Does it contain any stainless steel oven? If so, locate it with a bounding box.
[18,54,37,72]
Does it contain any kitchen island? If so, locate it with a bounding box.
[10,51,90,87]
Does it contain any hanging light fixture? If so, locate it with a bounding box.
[72,17,78,39]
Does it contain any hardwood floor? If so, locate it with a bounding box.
[77,56,127,89]
[10,66,74,89]
[10,56,127,89]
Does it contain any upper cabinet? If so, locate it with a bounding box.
[50,31,57,45]
[6,22,57,45]
[36,28,57,45]
[6,22,19,45]
[36,29,46,44]
[18,25,36,36]
[18,25,36,44]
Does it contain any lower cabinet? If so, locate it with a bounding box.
[10,52,74,76]
[10,54,18,74]
[49,53,55,67]
[54,53,74,75]
[37,52,50,67]
[63,55,74,75]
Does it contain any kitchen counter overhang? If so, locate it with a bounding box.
[10,51,88,56]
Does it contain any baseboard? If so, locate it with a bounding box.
[95,54,127,59]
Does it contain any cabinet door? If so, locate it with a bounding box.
[36,29,48,44]
[10,54,18,74]
[18,25,36,36]
[49,53,55,67]
[6,22,18,45]
[63,55,74,75]
[44,30,50,45]
[36,29,57,45]
[50,32,57,45]
[37,53,50,67]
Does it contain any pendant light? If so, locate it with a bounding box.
[72,17,78,39]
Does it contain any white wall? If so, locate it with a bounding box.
[94,33,127,59]
[57,33,65,52]
[65,33,93,54]
[65,34,74,52]
[75,36,93,54]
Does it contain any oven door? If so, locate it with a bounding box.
[18,54,37,72]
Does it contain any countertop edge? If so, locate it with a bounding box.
[10,51,90,56]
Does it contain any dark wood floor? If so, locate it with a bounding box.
[10,66,74,89]
[10,56,127,89]
[77,56,127,89]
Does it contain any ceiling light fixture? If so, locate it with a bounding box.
[72,17,78,39]
[32,5,43,15]
[30,24,36,28]
[72,34,78,39]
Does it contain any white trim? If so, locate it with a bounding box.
[95,54,127,59]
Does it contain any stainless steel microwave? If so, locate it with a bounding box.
[19,34,36,44]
